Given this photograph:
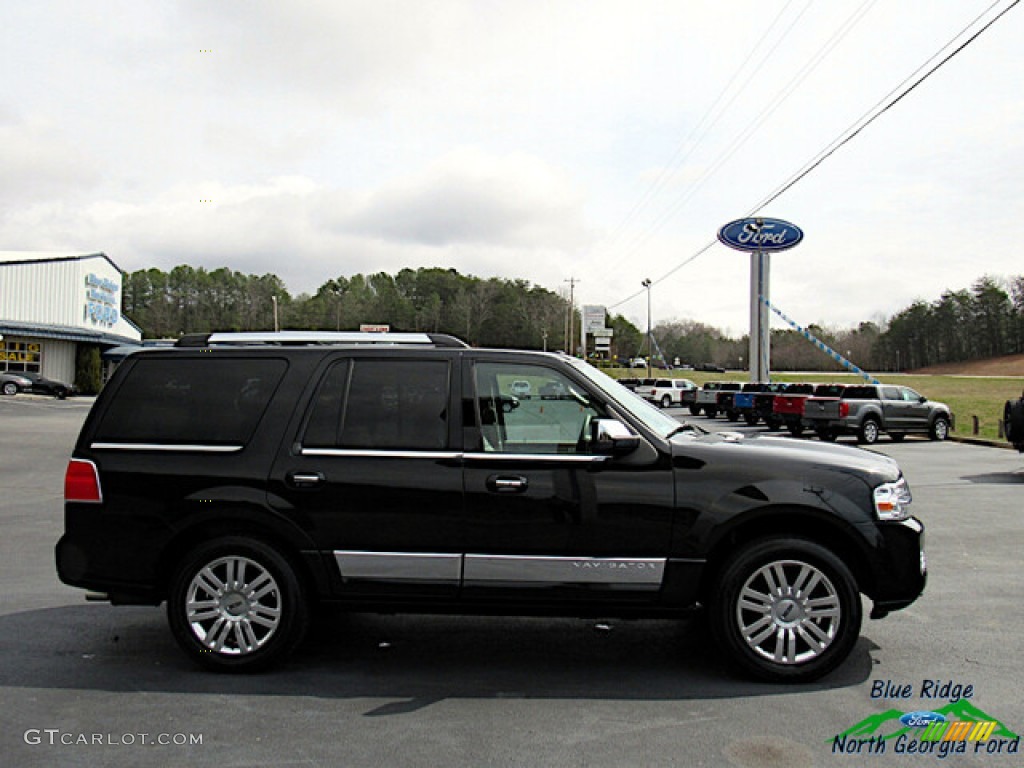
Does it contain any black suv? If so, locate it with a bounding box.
[56,332,925,682]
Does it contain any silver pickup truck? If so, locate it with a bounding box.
[803,384,951,444]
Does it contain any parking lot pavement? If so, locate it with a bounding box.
[2,400,1021,767]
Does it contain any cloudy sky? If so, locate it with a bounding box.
[1,1,1021,335]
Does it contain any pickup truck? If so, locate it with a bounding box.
[772,383,840,436]
[803,384,951,444]
[1006,395,1024,452]
[693,381,740,418]
[646,378,697,408]
[732,383,778,426]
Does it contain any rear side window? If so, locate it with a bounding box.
[303,359,449,450]
[842,386,877,400]
[95,358,287,445]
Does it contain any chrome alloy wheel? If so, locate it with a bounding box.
[735,559,841,665]
[185,556,282,655]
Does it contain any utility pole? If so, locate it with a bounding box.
[642,278,652,377]
[564,277,578,355]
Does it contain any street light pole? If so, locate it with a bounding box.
[642,278,652,377]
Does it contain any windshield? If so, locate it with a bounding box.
[563,358,682,438]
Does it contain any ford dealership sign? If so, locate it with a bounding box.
[718,217,803,252]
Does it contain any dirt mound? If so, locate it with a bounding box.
[912,353,1024,376]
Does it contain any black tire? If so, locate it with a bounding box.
[743,413,759,426]
[2,382,17,396]
[705,408,718,419]
[708,537,862,683]
[1006,399,1024,444]
[167,536,308,672]
[858,418,881,445]
[689,404,700,416]
[661,395,672,409]
[787,422,804,437]
[815,428,837,442]
[929,416,949,441]
[726,409,739,422]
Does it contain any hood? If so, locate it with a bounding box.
[671,430,901,484]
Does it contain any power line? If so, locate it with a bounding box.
[599,0,882,280]
[593,0,799,258]
[607,0,1019,313]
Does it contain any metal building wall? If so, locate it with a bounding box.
[0,259,80,326]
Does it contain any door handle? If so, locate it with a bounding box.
[287,471,325,489]
[487,475,529,493]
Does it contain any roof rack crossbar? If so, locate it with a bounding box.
[174,331,469,348]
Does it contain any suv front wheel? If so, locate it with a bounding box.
[709,537,861,683]
[167,536,308,672]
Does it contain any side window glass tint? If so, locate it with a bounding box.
[95,358,287,445]
[474,363,604,454]
[882,387,902,401]
[327,360,449,450]
[302,361,350,447]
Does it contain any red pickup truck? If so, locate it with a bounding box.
[773,384,846,436]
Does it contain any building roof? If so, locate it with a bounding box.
[0,251,126,274]
[0,319,142,347]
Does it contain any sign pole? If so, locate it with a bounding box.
[719,217,802,383]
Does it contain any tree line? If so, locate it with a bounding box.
[123,266,1024,372]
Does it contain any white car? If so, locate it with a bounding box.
[647,378,697,408]
[510,380,532,398]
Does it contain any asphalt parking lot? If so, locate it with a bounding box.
[1,396,1021,767]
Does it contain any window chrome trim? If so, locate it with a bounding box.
[463,453,609,463]
[463,554,665,587]
[334,551,462,585]
[300,449,607,462]
[90,442,243,453]
[302,448,461,460]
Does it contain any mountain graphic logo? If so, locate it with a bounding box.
[832,700,1019,743]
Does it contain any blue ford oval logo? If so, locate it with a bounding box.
[717,217,804,252]
[900,711,947,728]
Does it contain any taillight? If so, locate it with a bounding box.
[65,459,103,503]
[839,401,850,418]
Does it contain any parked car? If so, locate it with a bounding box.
[803,384,951,444]
[57,331,925,683]
[769,383,819,435]
[632,377,658,401]
[510,380,532,398]
[630,357,647,369]
[1005,395,1024,452]
[693,381,741,418]
[2,370,76,398]
[1,372,32,396]
[646,378,697,408]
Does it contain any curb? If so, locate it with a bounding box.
[948,435,1016,450]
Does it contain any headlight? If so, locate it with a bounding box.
[874,477,913,521]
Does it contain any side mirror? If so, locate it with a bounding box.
[591,419,640,457]
[918,396,927,404]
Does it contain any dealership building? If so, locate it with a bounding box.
[0,252,142,385]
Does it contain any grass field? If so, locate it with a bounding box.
[610,368,1024,442]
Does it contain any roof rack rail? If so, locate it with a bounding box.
[174,331,469,348]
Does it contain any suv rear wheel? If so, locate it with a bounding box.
[167,536,308,671]
[709,537,861,683]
